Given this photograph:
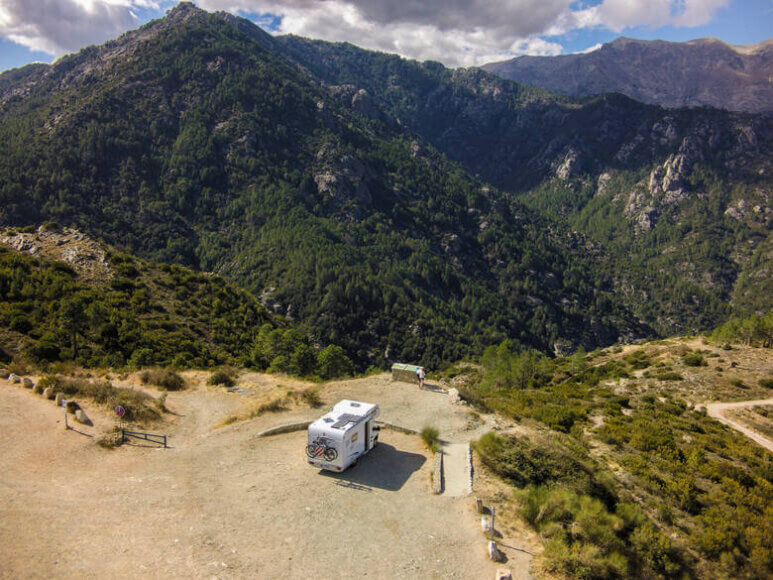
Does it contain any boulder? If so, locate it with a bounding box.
[74,409,92,426]
[448,388,462,404]
[496,569,512,580]
[481,516,492,533]
[32,383,43,394]
[9,373,21,384]
[476,497,486,514]
[22,377,34,389]
[43,387,55,400]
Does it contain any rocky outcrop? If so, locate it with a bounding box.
[313,143,373,218]
[0,226,111,283]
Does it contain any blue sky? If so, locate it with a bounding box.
[0,0,770,72]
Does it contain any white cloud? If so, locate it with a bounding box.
[0,0,734,65]
[572,0,730,32]
[199,0,732,65]
[576,42,603,54]
[0,0,148,55]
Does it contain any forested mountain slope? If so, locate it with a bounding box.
[276,35,773,332]
[0,4,646,368]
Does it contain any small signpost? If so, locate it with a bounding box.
[115,405,126,431]
[62,398,68,430]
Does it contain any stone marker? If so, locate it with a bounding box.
[496,569,512,580]
[75,409,91,425]
[9,373,20,384]
[55,393,64,406]
[481,516,492,533]
[476,497,485,514]
[43,387,55,400]
[488,541,505,562]
[22,377,34,389]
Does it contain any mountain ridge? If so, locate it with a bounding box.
[482,35,773,113]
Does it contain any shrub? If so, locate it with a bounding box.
[139,368,185,391]
[257,398,286,414]
[9,315,33,333]
[682,353,707,367]
[474,432,613,503]
[40,221,61,232]
[267,355,289,374]
[130,348,156,367]
[758,378,773,389]
[300,387,323,408]
[624,349,651,370]
[655,372,683,381]
[207,369,235,387]
[421,426,441,453]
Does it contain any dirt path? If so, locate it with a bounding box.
[704,398,773,452]
[441,443,470,497]
[0,375,524,578]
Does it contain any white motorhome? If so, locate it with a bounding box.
[306,399,380,472]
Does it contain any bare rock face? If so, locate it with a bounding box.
[313,143,373,216]
[351,89,378,119]
[0,226,111,283]
[483,37,773,113]
[555,149,580,181]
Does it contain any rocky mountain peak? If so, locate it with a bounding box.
[483,35,773,112]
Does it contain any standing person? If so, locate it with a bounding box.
[416,366,426,389]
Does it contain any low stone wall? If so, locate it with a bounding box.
[254,421,312,438]
[466,443,474,494]
[375,420,419,435]
[432,450,443,494]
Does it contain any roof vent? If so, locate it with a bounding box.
[324,418,333,423]
[350,402,360,407]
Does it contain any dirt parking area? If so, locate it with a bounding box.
[0,376,512,579]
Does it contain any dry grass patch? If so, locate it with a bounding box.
[215,396,289,428]
[39,375,162,424]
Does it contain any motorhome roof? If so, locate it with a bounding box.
[310,399,378,433]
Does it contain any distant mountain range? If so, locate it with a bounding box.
[0,3,770,368]
[483,37,773,113]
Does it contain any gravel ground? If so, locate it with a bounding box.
[0,375,508,579]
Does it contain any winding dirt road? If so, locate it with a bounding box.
[704,398,773,453]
